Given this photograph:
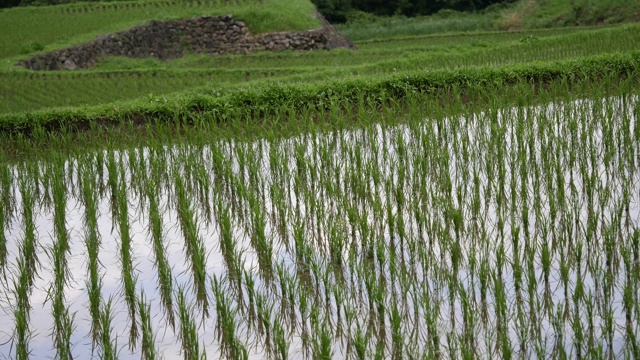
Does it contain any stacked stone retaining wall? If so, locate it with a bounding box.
[19,14,356,71]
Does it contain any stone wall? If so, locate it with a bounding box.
[19,14,356,71]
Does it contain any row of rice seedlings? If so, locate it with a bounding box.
[176,286,205,360]
[79,160,104,347]
[114,160,139,349]
[144,178,176,330]
[137,291,157,360]
[46,158,74,359]
[0,163,12,269]
[11,176,39,360]
[174,174,210,318]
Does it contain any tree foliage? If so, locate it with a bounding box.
[312,0,518,22]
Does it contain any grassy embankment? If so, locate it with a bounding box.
[336,0,640,40]
[1,0,639,117]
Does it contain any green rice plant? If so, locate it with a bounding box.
[255,292,275,356]
[272,317,289,360]
[211,276,247,359]
[0,164,9,269]
[351,323,369,360]
[145,179,176,330]
[47,162,75,360]
[17,177,39,290]
[176,286,205,360]
[174,174,209,317]
[138,291,157,360]
[12,256,34,360]
[115,168,139,348]
[99,297,118,360]
[274,261,296,329]
[248,191,274,282]
[310,309,333,360]
[215,196,243,293]
[80,163,103,346]
[105,150,120,224]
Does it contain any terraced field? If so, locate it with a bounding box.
[1,0,639,359]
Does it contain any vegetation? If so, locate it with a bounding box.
[1,73,639,358]
[0,0,319,59]
[312,0,517,22]
[0,0,639,358]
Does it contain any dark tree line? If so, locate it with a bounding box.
[313,0,517,22]
[1,0,516,16]
[0,0,120,8]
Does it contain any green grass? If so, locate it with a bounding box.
[336,0,640,39]
[0,0,319,60]
[335,12,497,41]
[0,68,305,114]
[525,0,640,28]
[1,23,638,115]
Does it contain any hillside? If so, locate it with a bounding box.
[335,0,640,40]
[0,0,320,60]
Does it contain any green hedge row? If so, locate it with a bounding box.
[1,50,638,134]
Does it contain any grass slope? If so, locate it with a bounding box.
[1,23,639,115]
[0,0,639,129]
[0,0,319,60]
[337,0,640,41]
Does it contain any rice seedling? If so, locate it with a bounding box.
[138,291,157,360]
[79,161,103,347]
[176,286,205,360]
[145,179,176,330]
[99,297,119,360]
[114,163,139,349]
[212,275,248,359]
[0,164,12,270]
[174,174,209,318]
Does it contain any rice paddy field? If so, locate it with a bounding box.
[1,0,640,359]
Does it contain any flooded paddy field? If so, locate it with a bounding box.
[0,94,639,359]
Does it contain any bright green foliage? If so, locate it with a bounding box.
[0,0,319,59]
[1,23,639,118]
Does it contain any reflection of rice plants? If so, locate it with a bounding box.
[145,179,176,330]
[99,298,118,360]
[12,177,39,360]
[0,165,10,269]
[115,164,139,349]
[175,175,209,318]
[81,164,103,347]
[138,291,157,360]
[1,78,640,358]
[176,286,205,360]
